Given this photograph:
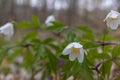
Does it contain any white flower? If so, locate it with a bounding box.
[0,22,14,40]
[62,42,84,63]
[104,10,120,30]
[45,15,55,26]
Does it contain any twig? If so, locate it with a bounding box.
[96,41,120,46]
[92,61,103,73]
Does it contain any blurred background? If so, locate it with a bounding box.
[0,0,120,30]
[0,0,120,40]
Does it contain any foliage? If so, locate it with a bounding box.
[0,15,120,80]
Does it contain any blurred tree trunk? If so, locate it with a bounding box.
[39,0,47,23]
[116,0,120,11]
[67,0,77,27]
[10,0,16,21]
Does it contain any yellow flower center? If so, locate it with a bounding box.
[108,17,118,21]
[71,46,80,53]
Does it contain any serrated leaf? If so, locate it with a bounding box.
[42,38,54,44]
[66,31,76,42]
[62,60,73,80]
[100,60,112,77]
[46,21,67,32]
[94,53,110,59]
[81,55,94,80]
[21,31,38,43]
[8,47,23,61]
[45,47,58,73]
[23,48,34,69]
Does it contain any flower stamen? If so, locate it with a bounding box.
[108,17,118,21]
[71,46,80,53]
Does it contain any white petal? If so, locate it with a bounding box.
[45,15,55,26]
[110,11,119,18]
[104,11,112,22]
[104,10,120,30]
[74,43,82,48]
[62,48,71,55]
[62,42,77,55]
[104,10,120,22]
[0,22,14,40]
[67,42,82,49]
[77,48,84,63]
[106,20,119,30]
[64,43,74,49]
[62,42,83,55]
[69,53,77,61]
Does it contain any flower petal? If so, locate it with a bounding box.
[45,15,55,26]
[104,10,119,22]
[0,22,14,40]
[69,53,77,61]
[67,42,82,48]
[106,20,119,30]
[62,48,71,55]
[74,43,82,48]
[64,42,75,49]
[104,11,112,22]
[77,48,84,63]
[104,10,120,30]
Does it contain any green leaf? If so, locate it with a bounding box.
[82,32,94,41]
[99,34,115,41]
[0,48,8,62]
[94,53,110,59]
[14,16,40,29]
[81,55,94,80]
[76,26,92,32]
[34,44,45,61]
[32,15,40,27]
[14,21,34,28]
[46,21,67,32]
[48,43,60,51]
[23,48,34,69]
[62,60,73,73]
[66,31,76,42]
[21,31,38,43]
[42,38,54,44]
[82,41,100,49]
[115,76,120,80]
[112,46,120,58]
[62,60,73,79]
[45,47,58,73]
[100,60,112,77]
[8,47,23,61]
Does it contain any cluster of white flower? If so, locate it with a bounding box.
[61,10,120,63]
[0,10,119,63]
[45,16,84,63]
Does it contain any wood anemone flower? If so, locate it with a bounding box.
[104,10,120,30]
[45,15,55,26]
[0,22,14,40]
[62,42,84,63]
